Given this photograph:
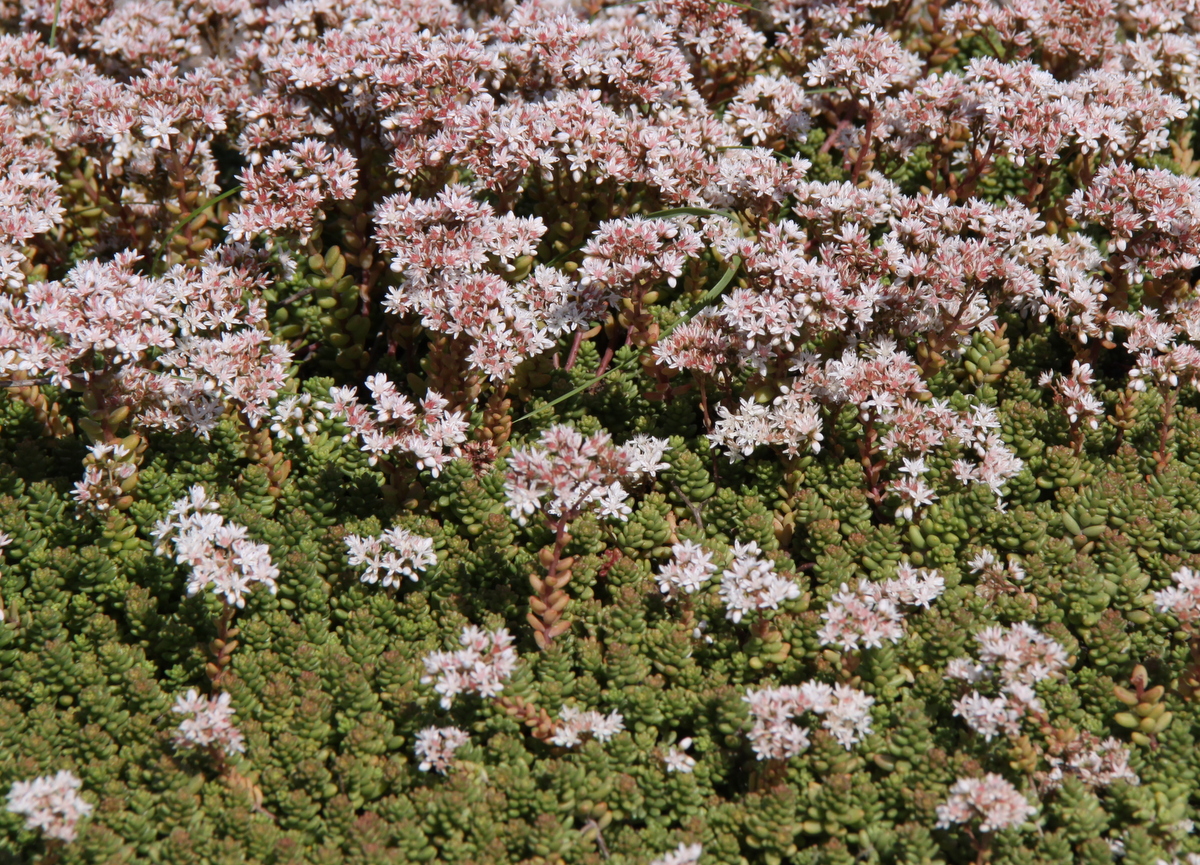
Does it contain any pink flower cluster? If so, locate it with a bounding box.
[1040,361,1105,432]
[172,689,245,756]
[228,139,358,244]
[421,626,517,709]
[818,565,944,652]
[0,250,285,434]
[1,0,1199,535]
[153,485,279,608]
[344,526,437,588]
[744,681,874,759]
[379,186,599,382]
[707,344,1022,508]
[73,440,141,512]
[1154,566,1200,625]
[414,726,470,774]
[504,425,651,525]
[580,217,702,296]
[325,374,469,476]
[1041,735,1139,791]
[935,774,1036,833]
[6,771,92,843]
[948,624,1069,740]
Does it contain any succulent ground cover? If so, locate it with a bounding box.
[5,0,1200,862]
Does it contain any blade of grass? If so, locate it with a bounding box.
[513,254,742,424]
[590,0,753,20]
[155,185,243,273]
[48,0,63,47]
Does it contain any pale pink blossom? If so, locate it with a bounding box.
[172,689,245,756]
[1040,361,1105,430]
[947,623,1067,740]
[421,626,518,709]
[937,774,1036,833]
[6,771,92,843]
[1041,736,1139,791]
[504,425,635,525]
[414,726,470,774]
[345,526,437,587]
[657,541,717,596]
[550,706,626,748]
[719,540,800,622]
[952,692,1025,742]
[378,186,596,382]
[1154,566,1200,624]
[744,681,874,758]
[819,566,943,651]
[323,375,469,476]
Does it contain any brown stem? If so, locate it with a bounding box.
[821,119,850,155]
[851,110,876,185]
[699,378,713,432]
[207,602,240,686]
[1156,386,1178,473]
[496,695,557,741]
[859,413,884,502]
[564,328,586,370]
[528,519,575,649]
[593,345,615,382]
[970,828,992,865]
[239,414,291,496]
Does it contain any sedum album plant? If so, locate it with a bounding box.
[6,0,1200,862]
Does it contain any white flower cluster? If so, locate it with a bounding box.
[708,392,824,460]
[1154,566,1200,624]
[172,689,245,756]
[421,626,518,709]
[344,526,437,588]
[818,564,944,651]
[744,681,874,759]
[153,485,279,608]
[947,623,1069,741]
[624,434,672,477]
[1041,735,1139,791]
[936,773,1036,833]
[504,426,668,526]
[664,738,696,773]
[268,392,325,444]
[414,726,470,774]
[549,706,626,748]
[6,771,93,843]
[324,374,469,476]
[719,540,801,623]
[657,540,717,596]
[650,843,703,865]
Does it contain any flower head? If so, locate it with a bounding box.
[154,486,278,607]
[345,526,437,587]
[414,726,470,774]
[936,774,1036,833]
[172,689,245,756]
[7,771,92,842]
[421,626,517,709]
